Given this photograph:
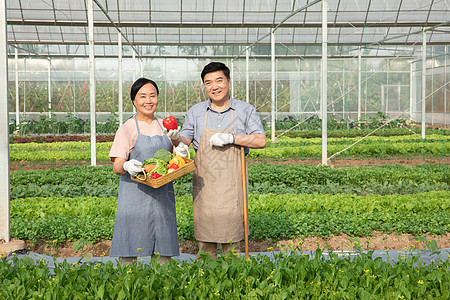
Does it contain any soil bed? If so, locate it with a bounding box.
[11,156,449,258]
[10,155,450,172]
[22,232,450,259]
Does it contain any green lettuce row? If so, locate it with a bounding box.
[11,211,449,242]
[10,192,450,220]
[9,135,449,161]
[10,181,449,199]
[11,163,449,187]
[2,250,448,299]
[267,134,449,147]
[249,141,450,158]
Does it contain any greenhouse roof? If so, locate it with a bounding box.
[6,0,450,58]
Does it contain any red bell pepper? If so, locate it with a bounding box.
[150,172,162,179]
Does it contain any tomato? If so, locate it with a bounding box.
[162,116,178,131]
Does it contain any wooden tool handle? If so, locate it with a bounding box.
[241,146,249,259]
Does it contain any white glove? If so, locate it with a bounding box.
[123,159,143,177]
[163,126,181,140]
[209,133,234,147]
[174,142,189,157]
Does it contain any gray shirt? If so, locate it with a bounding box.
[180,97,265,151]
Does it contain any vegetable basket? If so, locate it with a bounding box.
[131,157,195,188]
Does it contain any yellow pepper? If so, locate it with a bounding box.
[168,155,185,168]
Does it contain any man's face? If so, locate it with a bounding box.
[203,70,230,103]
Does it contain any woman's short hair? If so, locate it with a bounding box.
[130,78,159,101]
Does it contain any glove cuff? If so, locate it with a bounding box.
[231,133,235,144]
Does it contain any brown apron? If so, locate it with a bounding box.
[193,110,246,243]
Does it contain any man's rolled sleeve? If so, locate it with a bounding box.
[179,109,195,141]
[246,106,265,135]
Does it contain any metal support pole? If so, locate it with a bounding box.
[73,59,76,114]
[23,58,26,114]
[118,30,123,126]
[246,47,250,103]
[132,49,136,114]
[321,0,328,165]
[271,29,276,143]
[15,47,19,129]
[230,60,234,98]
[431,51,434,126]
[357,46,362,120]
[445,50,447,128]
[186,60,189,112]
[342,62,345,118]
[0,0,10,242]
[410,61,413,120]
[48,59,51,118]
[422,28,426,139]
[88,0,97,166]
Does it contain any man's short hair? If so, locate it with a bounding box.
[201,62,230,82]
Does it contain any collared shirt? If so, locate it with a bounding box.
[180,97,265,151]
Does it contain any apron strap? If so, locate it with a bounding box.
[134,116,141,135]
[154,118,165,134]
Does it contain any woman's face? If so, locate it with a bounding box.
[133,83,158,119]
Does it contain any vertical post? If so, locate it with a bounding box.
[431,50,434,126]
[230,60,234,98]
[0,0,10,242]
[118,30,123,126]
[186,60,189,112]
[342,62,345,118]
[73,59,76,114]
[271,28,276,143]
[298,58,301,115]
[410,61,413,119]
[445,50,447,128]
[246,47,249,103]
[422,28,426,139]
[357,46,362,120]
[88,0,97,166]
[15,47,19,129]
[23,58,26,114]
[321,0,328,165]
[48,59,52,118]
[164,59,167,116]
[132,49,136,114]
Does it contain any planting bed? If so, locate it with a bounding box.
[4,129,450,299]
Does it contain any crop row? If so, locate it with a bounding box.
[9,134,449,161]
[2,248,448,299]
[10,164,450,199]
[11,211,450,243]
[11,192,450,218]
[10,192,450,241]
[9,128,448,144]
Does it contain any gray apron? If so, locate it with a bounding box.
[193,110,246,243]
[110,116,179,258]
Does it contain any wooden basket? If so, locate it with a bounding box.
[131,157,195,188]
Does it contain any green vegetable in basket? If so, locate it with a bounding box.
[153,149,175,164]
[142,158,168,175]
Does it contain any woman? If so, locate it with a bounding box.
[109,78,180,265]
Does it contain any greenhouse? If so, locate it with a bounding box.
[1,0,449,298]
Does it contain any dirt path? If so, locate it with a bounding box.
[21,232,449,259]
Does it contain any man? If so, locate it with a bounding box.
[169,62,266,259]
